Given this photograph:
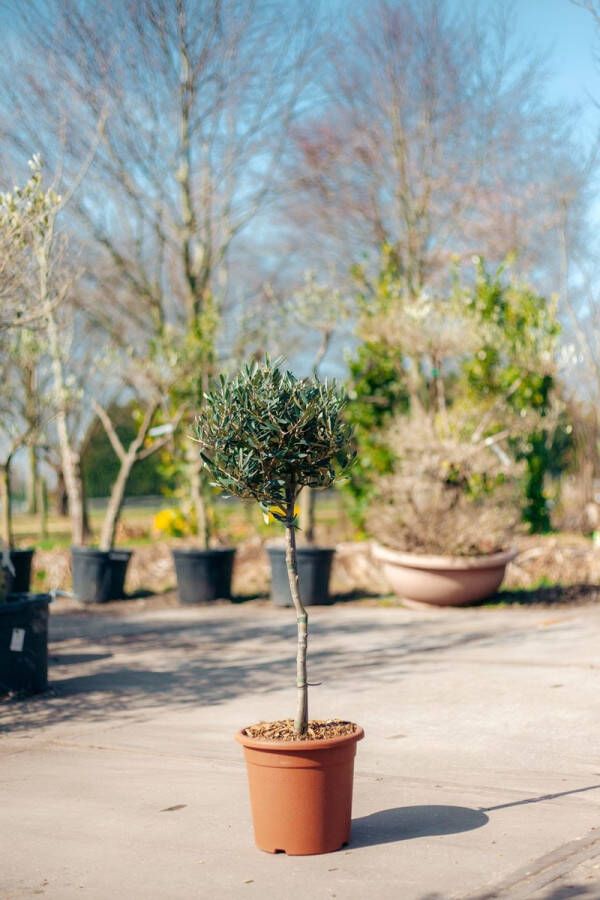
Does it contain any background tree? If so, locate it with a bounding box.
[83,402,175,499]
[0,0,321,541]
[284,1,588,293]
[0,158,92,545]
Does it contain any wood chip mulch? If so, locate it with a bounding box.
[242,719,357,742]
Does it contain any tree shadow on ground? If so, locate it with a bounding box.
[0,604,579,733]
[423,889,597,900]
[484,583,600,607]
[536,889,599,899]
[351,805,489,847]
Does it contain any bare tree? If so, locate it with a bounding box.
[0,0,321,539]
[284,0,587,294]
[0,0,320,336]
[0,159,95,544]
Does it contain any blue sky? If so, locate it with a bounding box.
[466,0,600,145]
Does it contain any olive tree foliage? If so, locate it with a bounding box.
[195,359,354,734]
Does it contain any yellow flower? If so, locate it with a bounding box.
[262,504,300,525]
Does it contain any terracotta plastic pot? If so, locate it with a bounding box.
[236,726,364,855]
[372,543,517,607]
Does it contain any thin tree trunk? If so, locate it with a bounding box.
[77,453,91,541]
[37,476,48,541]
[42,240,85,546]
[286,493,308,735]
[300,486,316,545]
[98,452,136,551]
[26,445,38,515]
[0,460,13,549]
[187,439,210,549]
[55,468,69,517]
[96,401,159,551]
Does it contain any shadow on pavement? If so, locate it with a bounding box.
[351,804,489,847]
[486,583,600,607]
[0,605,580,733]
[482,783,600,812]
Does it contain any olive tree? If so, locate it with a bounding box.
[194,359,354,735]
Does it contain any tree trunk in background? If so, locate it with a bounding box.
[43,243,86,547]
[0,460,13,549]
[75,453,91,542]
[26,445,38,515]
[187,439,210,550]
[300,486,316,545]
[37,476,48,541]
[98,452,136,551]
[54,468,69,517]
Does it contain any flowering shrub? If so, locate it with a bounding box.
[152,507,196,538]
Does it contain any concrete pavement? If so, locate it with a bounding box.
[1,599,600,899]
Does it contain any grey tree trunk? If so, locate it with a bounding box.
[300,486,316,545]
[98,452,136,551]
[187,439,210,549]
[0,460,13,549]
[43,248,86,546]
[54,468,69,517]
[26,445,38,515]
[285,495,308,735]
[37,476,48,541]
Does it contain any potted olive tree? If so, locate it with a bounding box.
[195,359,364,855]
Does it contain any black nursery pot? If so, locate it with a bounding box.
[72,547,111,603]
[267,545,335,607]
[108,549,133,600]
[0,593,50,696]
[172,547,235,604]
[71,548,134,603]
[9,548,35,594]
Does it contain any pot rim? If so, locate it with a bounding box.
[265,542,336,554]
[235,724,364,752]
[371,542,518,571]
[171,545,236,557]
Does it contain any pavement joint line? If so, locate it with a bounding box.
[467,829,600,899]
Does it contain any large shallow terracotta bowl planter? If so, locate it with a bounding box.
[372,543,517,607]
[236,726,364,855]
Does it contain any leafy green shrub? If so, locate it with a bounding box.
[343,341,409,527]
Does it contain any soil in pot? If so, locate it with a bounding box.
[9,548,35,594]
[0,593,50,696]
[172,547,235,604]
[267,545,335,607]
[236,719,364,855]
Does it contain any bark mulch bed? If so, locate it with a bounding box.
[28,532,600,609]
[242,719,358,743]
